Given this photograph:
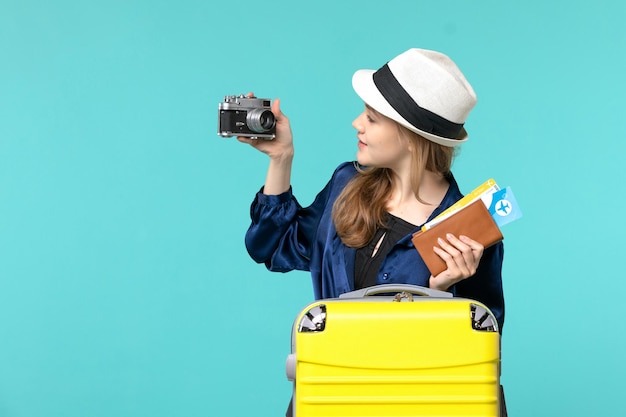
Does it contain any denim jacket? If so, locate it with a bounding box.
[245,162,505,330]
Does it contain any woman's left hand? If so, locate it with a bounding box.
[429,234,484,291]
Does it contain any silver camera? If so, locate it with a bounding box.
[218,94,276,139]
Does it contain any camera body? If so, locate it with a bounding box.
[218,95,276,139]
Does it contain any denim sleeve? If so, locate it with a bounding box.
[244,163,355,274]
[245,188,299,265]
[244,180,335,273]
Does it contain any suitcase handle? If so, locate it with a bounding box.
[339,284,453,299]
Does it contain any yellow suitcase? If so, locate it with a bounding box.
[286,284,502,417]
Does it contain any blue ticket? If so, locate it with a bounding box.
[487,186,522,227]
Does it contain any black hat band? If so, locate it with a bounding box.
[372,64,464,140]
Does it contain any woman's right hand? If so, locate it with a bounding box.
[236,96,294,161]
[237,94,294,195]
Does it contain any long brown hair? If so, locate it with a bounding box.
[332,125,457,248]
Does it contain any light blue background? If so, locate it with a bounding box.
[1,1,624,416]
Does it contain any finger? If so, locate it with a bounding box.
[457,235,484,270]
[445,234,481,269]
[437,236,473,277]
[271,98,283,120]
[433,241,461,272]
[236,136,259,147]
[236,136,252,144]
[444,233,471,250]
[437,235,463,257]
[458,235,485,252]
[431,246,465,288]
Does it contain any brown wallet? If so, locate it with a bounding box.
[411,199,503,276]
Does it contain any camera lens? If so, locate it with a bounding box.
[246,109,276,133]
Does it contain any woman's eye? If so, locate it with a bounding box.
[366,115,375,123]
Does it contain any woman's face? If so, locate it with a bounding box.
[352,105,412,170]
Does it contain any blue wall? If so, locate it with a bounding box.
[1,1,625,415]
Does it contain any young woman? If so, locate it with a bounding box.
[238,48,504,330]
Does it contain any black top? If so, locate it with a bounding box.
[354,213,418,290]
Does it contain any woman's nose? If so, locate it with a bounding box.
[352,113,364,132]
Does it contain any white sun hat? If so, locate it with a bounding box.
[352,48,477,147]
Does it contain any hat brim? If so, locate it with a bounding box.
[352,69,468,147]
